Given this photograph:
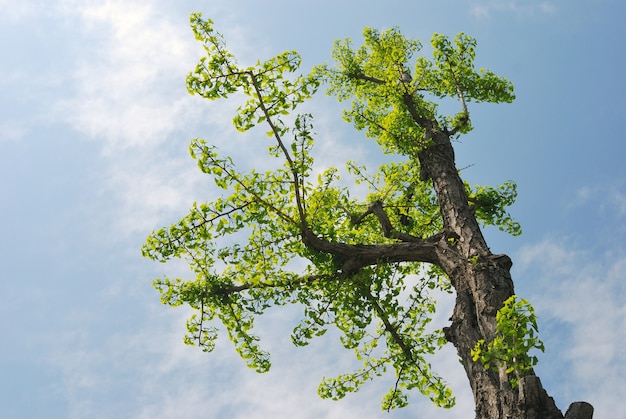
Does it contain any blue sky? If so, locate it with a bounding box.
[1,1,625,418]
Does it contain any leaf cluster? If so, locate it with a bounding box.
[317,28,515,156]
[143,14,521,411]
[186,13,320,137]
[313,265,454,410]
[470,295,545,389]
[466,180,522,236]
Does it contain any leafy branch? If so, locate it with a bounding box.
[143,14,523,412]
[471,295,545,389]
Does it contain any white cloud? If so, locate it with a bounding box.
[45,0,305,243]
[571,183,626,217]
[42,0,263,244]
[48,292,475,419]
[0,0,39,23]
[0,121,27,142]
[469,1,557,19]
[470,4,491,19]
[51,0,274,156]
[99,149,210,240]
[53,0,204,152]
[516,239,626,418]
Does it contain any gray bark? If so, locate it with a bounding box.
[418,128,589,418]
[564,402,594,419]
[295,88,594,418]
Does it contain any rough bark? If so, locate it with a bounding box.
[417,128,591,418]
[296,120,593,418]
[564,402,594,419]
[293,94,593,418]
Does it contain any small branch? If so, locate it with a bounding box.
[365,290,415,361]
[367,201,423,242]
[442,57,471,137]
[197,298,206,346]
[444,58,468,115]
[167,201,251,245]
[247,72,308,232]
[338,203,373,225]
[342,201,425,243]
[361,286,443,405]
[447,124,461,137]
[458,163,475,172]
[210,155,296,225]
[386,364,405,412]
[213,273,332,296]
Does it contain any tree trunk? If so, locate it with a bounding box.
[418,130,592,419]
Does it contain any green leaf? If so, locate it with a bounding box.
[471,295,544,388]
[143,15,519,411]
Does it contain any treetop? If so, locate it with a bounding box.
[142,13,520,411]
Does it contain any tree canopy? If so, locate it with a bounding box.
[142,12,554,415]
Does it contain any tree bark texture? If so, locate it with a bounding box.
[564,402,594,419]
[298,126,592,418]
[418,130,591,419]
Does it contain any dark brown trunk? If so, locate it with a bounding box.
[418,130,592,419]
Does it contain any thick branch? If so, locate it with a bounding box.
[367,201,425,242]
[302,229,440,274]
[402,92,436,130]
[350,73,385,84]
[343,201,429,243]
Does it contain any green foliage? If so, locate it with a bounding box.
[466,180,522,236]
[471,296,545,388]
[317,29,514,156]
[143,13,520,411]
[186,13,321,137]
[313,266,455,410]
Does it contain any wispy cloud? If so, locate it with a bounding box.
[53,0,203,152]
[516,239,626,417]
[49,291,476,419]
[46,0,311,242]
[0,121,27,142]
[469,1,557,19]
[572,183,626,216]
[0,0,39,23]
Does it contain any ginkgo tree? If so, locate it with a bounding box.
[142,13,593,419]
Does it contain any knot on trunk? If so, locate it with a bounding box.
[564,401,594,419]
